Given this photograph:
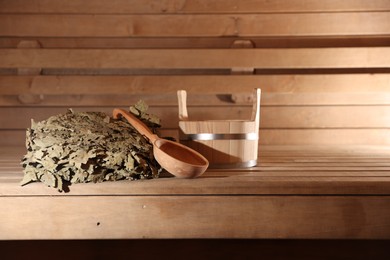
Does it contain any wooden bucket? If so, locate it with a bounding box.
[178,88,261,168]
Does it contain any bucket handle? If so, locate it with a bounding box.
[177,90,189,120]
[177,88,261,124]
[251,88,261,130]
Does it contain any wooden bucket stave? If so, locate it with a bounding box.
[178,88,261,168]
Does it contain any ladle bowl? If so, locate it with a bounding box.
[113,109,209,178]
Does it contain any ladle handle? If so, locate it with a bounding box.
[113,108,158,143]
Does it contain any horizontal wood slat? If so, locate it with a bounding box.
[1,13,389,37]
[1,74,390,106]
[2,74,390,95]
[4,163,390,178]
[1,145,390,196]
[2,128,390,147]
[3,169,390,180]
[260,129,390,145]
[2,36,390,49]
[1,0,390,14]
[1,144,389,240]
[1,195,390,239]
[2,93,390,107]
[2,106,390,129]
[1,1,390,242]
[3,174,390,195]
[4,145,390,160]
[1,1,389,149]
[1,48,390,69]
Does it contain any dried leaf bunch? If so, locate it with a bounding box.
[21,101,162,192]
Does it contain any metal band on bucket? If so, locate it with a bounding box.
[180,132,258,141]
[209,160,257,169]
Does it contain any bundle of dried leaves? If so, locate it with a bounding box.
[21,101,162,192]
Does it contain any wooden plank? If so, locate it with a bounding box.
[0,131,27,147]
[7,144,390,158]
[1,106,390,129]
[1,195,390,239]
[1,48,390,69]
[261,92,390,106]
[6,159,390,170]
[3,168,390,196]
[6,144,390,162]
[219,168,390,175]
[2,74,390,105]
[1,74,390,95]
[3,144,390,179]
[4,168,390,180]
[2,36,390,49]
[259,162,390,167]
[259,155,390,163]
[2,128,390,147]
[259,145,390,157]
[1,13,390,37]
[4,140,390,244]
[2,92,390,106]
[260,129,390,145]
[8,144,390,161]
[4,164,390,181]
[0,106,250,129]
[0,94,233,107]
[1,0,390,14]
[261,106,390,128]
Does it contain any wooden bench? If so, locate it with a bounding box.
[1,0,390,246]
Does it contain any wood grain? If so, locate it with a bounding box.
[1,48,390,69]
[1,195,390,239]
[1,145,390,239]
[2,74,390,95]
[1,12,390,37]
[1,0,390,241]
[2,36,390,49]
[1,74,390,107]
[1,106,390,129]
[2,92,390,107]
[2,145,390,197]
[1,0,389,14]
[2,128,390,146]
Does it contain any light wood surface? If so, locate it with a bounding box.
[1,0,389,13]
[2,74,390,103]
[1,195,390,240]
[2,105,390,129]
[1,48,390,69]
[1,12,389,37]
[3,128,390,147]
[1,1,389,148]
[1,0,390,243]
[1,145,390,239]
[2,36,390,49]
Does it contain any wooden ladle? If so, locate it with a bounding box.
[113,108,209,178]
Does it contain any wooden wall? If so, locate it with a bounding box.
[1,0,390,146]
